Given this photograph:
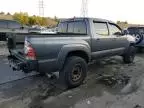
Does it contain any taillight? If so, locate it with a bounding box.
[24,39,36,60]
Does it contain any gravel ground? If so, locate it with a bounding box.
[0,43,144,108]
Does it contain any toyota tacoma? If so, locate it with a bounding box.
[7,18,136,88]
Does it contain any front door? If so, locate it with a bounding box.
[108,23,129,54]
[91,21,118,58]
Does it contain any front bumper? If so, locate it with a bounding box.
[8,55,38,73]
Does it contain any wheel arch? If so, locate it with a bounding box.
[57,44,91,70]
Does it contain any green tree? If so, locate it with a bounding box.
[54,16,59,22]
[117,21,128,29]
[13,12,29,25]
[7,12,11,15]
[117,21,121,24]
[28,16,36,25]
[12,12,58,27]
[33,16,47,26]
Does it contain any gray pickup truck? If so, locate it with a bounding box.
[7,18,136,88]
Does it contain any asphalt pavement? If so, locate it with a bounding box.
[0,42,37,84]
[0,56,37,84]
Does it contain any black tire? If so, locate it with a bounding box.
[123,46,136,64]
[60,56,87,88]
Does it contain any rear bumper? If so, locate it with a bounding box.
[8,50,58,74]
[8,55,38,73]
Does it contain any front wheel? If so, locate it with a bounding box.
[123,46,136,64]
[60,56,87,88]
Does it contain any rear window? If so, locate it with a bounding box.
[67,22,74,33]
[58,21,87,34]
[58,22,67,33]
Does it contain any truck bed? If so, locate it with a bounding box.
[7,32,88,49]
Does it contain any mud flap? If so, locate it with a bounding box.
[56,71,68,90]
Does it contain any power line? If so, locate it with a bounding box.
[39,0,44,17]
[81,0,88,17]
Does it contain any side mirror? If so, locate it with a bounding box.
[114,32,123,36]
[122,30,129,35]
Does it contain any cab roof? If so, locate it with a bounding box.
[60,17,114,23]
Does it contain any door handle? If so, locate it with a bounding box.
[96,38,100,40]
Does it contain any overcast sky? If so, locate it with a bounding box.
[0,0,144,24]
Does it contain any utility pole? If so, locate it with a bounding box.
[39,0,44,17]
[81,0,88,17]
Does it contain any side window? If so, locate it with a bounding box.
[109,23,122,35]
[138,28,144,33]
[58,22,67,33]
[8,21,21,29]
[93,22,109,36]
[0,21,7,28]
[67,21,87,34]
[67,22,74,33]
[127,28,135,34]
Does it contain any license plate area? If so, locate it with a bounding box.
[8,56,21,71]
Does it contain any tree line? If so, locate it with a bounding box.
[0,12,58,27]
[117,21,129,29]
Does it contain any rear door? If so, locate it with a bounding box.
[91,21,118,58]
[108,23,129,54]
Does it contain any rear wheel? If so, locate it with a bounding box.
[123,46,136,64]
[60,56,87,88]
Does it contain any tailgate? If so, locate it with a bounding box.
[7,33,38,73]
[7,33,25,52]
[9,49,25,62]
[8,51,38,73]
